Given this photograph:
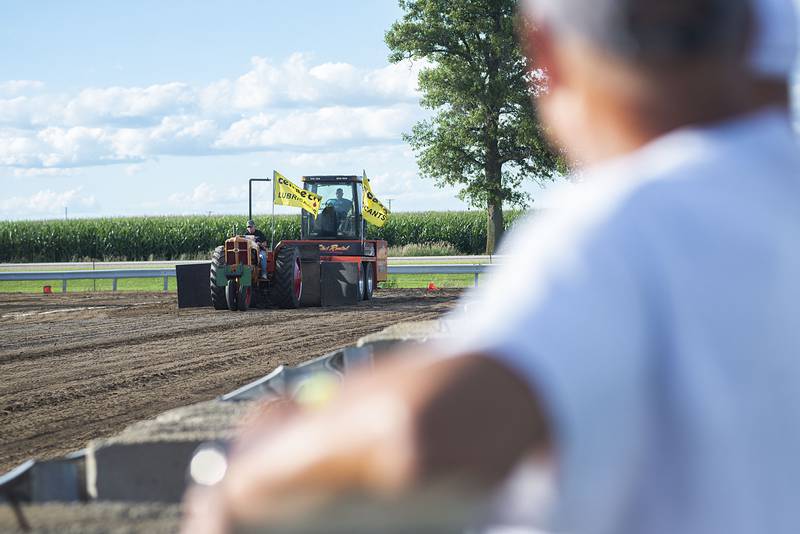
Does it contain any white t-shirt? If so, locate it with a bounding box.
[448,109,800,534]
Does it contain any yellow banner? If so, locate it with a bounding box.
[362,172,389,227]
[273,171,321,217]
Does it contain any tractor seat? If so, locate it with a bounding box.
[316,206,338,237]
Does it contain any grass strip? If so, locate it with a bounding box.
[0,273,481,293]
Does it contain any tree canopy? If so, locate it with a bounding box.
[386,0,564,253]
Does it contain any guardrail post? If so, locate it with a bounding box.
[62,279,67,293]
[474,272,479,287]
[112,279,117,292]
[163,276,168,292]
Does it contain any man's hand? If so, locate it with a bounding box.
[181,350,551,533]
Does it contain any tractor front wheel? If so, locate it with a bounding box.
[272,246,303,309]
[210,245,227,310]
[226,279,239,311]
[238,284,251,312]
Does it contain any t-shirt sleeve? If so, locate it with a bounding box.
[447,210,654,529]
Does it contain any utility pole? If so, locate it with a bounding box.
[65,206,68,220]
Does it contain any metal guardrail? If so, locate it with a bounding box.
[388,264,492,286]
[0,264,497,291]
[0,260,207,270]
[0,269,175,292]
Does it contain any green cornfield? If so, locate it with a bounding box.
[0,211,529,262]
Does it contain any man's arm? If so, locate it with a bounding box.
[182,350,551,531]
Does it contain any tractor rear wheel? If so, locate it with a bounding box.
[363,262,374,300]
[210,245,227,310]
[226,279,239,311]
[272,246,303,309]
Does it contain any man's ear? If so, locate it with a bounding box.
[519,19,561,90]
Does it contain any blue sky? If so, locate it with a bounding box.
[0,0,562,220]
[2,1,405,88]
[2,1,797,221]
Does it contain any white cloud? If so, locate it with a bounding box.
[0,187,96,218]
[234,54,317,108]
[0,97,32,126]
[215,104,421,149]
[0,130,42,166]
[123,115,219,157]
[36,126,113,166]
[364,60,428,100]
[198,54,422,114]
[0,54,427,174]
[0,94,69,128]
[0,116,222,168]
[309,62,359,86]
[0,96,55,127]
[63,82,194,126]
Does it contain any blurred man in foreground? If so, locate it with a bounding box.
[183,0,800,532]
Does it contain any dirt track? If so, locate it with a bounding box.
[0,289,461,473]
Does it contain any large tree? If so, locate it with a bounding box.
[386,0,563,253]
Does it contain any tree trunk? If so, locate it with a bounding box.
[483,68,503,254]
[486,200,505,255]
[484,121,503,254]
[484,141,504,254]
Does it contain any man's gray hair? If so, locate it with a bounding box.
[522,0,750,61]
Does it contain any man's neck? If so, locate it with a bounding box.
[585,96,754,163]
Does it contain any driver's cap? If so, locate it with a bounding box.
[749,0,799,79]
[247,220,255,227]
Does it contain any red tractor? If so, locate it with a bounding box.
[209,175,388,311]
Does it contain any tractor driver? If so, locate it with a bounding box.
[245,220,268,279]
[331,188,353,219]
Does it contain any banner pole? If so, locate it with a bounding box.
[271,170,276,251]
[361,170,367,246]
